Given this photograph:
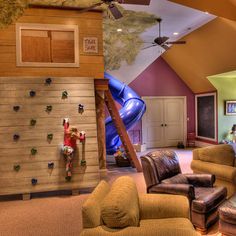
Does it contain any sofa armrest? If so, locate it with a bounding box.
[185,173,215,187]
[139,194,190,220]
[192,148,200,160]
[149,183,195,200]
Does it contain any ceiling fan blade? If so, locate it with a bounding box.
[161,44,170,50]
[108,4,123,19]
[119,0,151,5]
[142,44,158,50]
[166,41,186,45]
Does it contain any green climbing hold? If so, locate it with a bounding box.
[62,90,68,99]
[47,133,53,141]
[14,164,21,171]
[65,176,71,181]
[46,105,52,113]
[80,160,86,166]
[31,148,37,155]
[30,119,37,126]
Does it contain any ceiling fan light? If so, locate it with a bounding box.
[173,32,179,35]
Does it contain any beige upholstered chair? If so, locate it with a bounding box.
[191,144,236,197]
[80,176,199,236]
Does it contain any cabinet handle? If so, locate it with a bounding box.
[161,124,164,127]
[165,124,167,126]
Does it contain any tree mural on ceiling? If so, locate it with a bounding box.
[0,0,157,70]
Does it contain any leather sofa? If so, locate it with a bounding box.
[141,149,227,234]
[80,176,199,236]
[191,144,236,197]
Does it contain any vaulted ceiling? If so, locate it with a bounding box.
[163,1,236,93]
[168,0,236,21]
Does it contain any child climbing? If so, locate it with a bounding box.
[62,118,80,181]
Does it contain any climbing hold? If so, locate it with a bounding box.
[13,134,20,141]
[45,78,52,85]
[29,90,36,97]
[31,148,37,155]
[13,164,21,171]
[46,105,52,113]
[78,104,84,114]
[79,131,86,143]
[80,160,86,166]
[30,119,37,126]
[31,178,38,185]
[13,105,20,112]
[47,133,53,141]
[62,90,68,99]
[65,176,71,181]
[48,162,54,169]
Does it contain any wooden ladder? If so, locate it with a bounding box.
[104,89,142,172]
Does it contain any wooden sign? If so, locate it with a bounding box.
[83,37,98,53]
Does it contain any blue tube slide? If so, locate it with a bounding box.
[104,72,146,154]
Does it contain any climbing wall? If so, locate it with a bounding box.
[0,76,100,196]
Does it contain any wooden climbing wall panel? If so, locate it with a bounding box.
[0,77,100,196]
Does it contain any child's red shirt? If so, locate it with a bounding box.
[64,122,77,149]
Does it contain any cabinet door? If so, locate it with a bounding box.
[142,98,164,148]
[164,98,184,146]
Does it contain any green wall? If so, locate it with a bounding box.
[208,71,236,141]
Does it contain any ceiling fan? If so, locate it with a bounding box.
[29,0,151,20]
[143,18,186,50]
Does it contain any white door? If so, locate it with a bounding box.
[142,97,186,148]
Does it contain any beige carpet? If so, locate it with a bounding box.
[0,148,220,236]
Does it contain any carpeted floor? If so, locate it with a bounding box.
[0,148,220,236]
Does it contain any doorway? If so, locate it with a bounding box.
[142,96,187,148]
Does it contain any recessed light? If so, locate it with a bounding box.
[173,32,179,35]
[117,28,122,32]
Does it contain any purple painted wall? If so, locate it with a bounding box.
[128,56,195,143]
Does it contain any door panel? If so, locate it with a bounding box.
[143,98,164,148]
[147,126,163,148]
[164,99,184,146]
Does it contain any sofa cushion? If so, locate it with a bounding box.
[101,176,139,228]
[80,218,198,236]
[139,194,189,220]
[192,186,227,213]
[82,180,110,228]
[161,174,189,184]
[191,160,236,184]
[196,144,235,166]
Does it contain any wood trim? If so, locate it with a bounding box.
[105,90,142,172]
[28,4,103,13]
[95,79,109,91]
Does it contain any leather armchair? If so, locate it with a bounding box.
[141,150,214,200]
[141,150,227,234]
